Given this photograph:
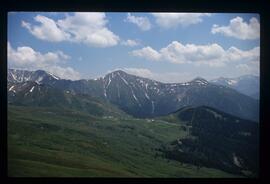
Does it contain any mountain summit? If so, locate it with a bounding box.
[190,77,209,85]
[8,69,60,84]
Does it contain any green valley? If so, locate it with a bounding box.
[8,105,241,177]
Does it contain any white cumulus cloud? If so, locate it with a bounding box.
[47,66,81,80]
[125,13,152,31]
[8,42,80,80]
[130,41,259,67]
[152,13,211,28]
[236,64,250,72]
[226,46,259,62]
[131,46,161,61]
[123,68,154,79]
[236,59,259,76]
[121,39,140,47]
[22,13,120,47]
[211,16,260,40]
[22,15,70,42]
[122,67,193,83]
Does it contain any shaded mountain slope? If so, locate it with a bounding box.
[159,106,259,177]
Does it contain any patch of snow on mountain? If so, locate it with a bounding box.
[24,75,31,82]
[145,91,150,100]
[35,76,44,84]
[37,76,44,82]
[30,86,35,93]
[106,76,112,88]
[47,72,60,80]
[104,89,107,98]
[10,72,17,82]
[8,86,16,93]
[132,93,140,105]
[233,153,241,167]
[118,74,129,85]
[129,87,141,106]
[181,83,190,86]
[228,79,237,85]
[176,95,182,102]
[195,80,208,85]
[145,83,148,90]
[132,90,139,103]
[103,82,107,98]
[9,85,15,92]
[151,101,155,114]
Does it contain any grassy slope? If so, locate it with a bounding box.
[8,105,241,177]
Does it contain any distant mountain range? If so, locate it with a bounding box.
[8,69,259,122]
[159,106,258,176]
[211,75,259,99]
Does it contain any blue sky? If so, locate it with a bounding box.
[8,12,260,82]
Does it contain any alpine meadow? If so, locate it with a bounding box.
[8,12,260,177]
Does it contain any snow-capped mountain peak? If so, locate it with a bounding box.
[46,71,60,80]
[190,77,209,85]
[8,69,60,84]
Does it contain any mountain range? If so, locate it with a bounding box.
[8,69,259,122]
[211,75,259,99]
[7,68,259,177]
